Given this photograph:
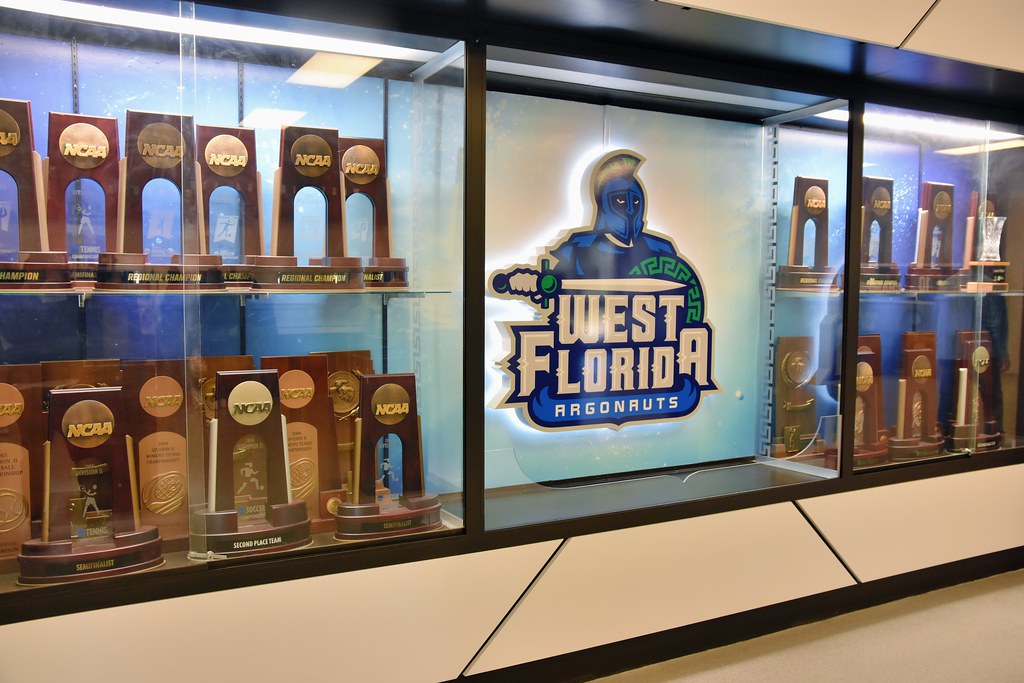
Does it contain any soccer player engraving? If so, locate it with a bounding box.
[189,370,310,558]
[255,125,362,289]
[122,360,189,541]
[773,336,819,456]
[947,331,1001,453]
[100,110,223,290]
[45,112,121,282]
[859,177,900,291]
[334,373,442,539]
[778,177,836,290]
[339,137,406,287]
[18,387,163,584]
[260,355,336,533]
[905,182,959,290]
[0,99,69,289]
[0,364,41,558]
[197,124,262,288]
[888,332,943,460]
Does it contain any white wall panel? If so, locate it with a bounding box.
[903,0,1024,73]
[800,465,1024,582]
[466,503,854,674]
[662,0,933,46]
[0,541,559,683]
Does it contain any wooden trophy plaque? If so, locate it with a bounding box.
[777,177,836,290]
[888,331,944,460]
[122,359,189,542]
[189,369,310,558]
[99,110,223,290]
[335,373,442,540]
[0,364,42,560]
[852,335,888,466]
[339,137,407,287]
[311,349,374,511]
[259,354,335,533]
[0,99,70,289]
[905,182,960,291]
[948,331,1001,452]
[197,124,262,288]
[772,336,820,457]
[860,177,900,291]
[254,125,362,290]
[18,387,163,584]
[45,112,121,283]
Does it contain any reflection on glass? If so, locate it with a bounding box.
[294,186,326,264]
[375,433,403,506]
[0,169,18,261]
[141,177,181,264]
[868,221,880,263]
[209,185,243,263]
[345,192,373,260]
[65,178,105,261]
[801,218,815,268]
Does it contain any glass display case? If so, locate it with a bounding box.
[0,0,465,588]
[855,104,1024,469]
[482,48,850,529]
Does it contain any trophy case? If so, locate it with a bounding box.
[0,0,465,591]
[855,104,1024,470]
[482,47,847,530]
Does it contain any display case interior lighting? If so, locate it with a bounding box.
[815,108,1024,143]
[486,60,809,112]
[240,107,306,128]
[0,0,436,63]
[286,52,382,89]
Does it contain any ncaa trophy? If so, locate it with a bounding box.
[859,177,900,290]
[888,332,944,460]
[0,364,42,558]
[905,182,959,290]
[777,177,836,290]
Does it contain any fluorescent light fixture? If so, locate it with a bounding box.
[240,107,306,128]
[936,139,1024,156]
[286,52,382,89]
[487,60,809,112]
[816,109,1023,142]
[0,0,436,62]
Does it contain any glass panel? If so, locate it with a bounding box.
[483,47,845,529]
[293,186,327,263]
[65,178,106,261]
[345,192,374,260]
[208,185,243,263]
[857,103,1024,469]
[0,170,18,261]
[141,177,182,264]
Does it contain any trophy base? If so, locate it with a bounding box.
[964,262,1009,292]
[189,500,311,558]
[334,494,443,540]
[0,251,73,289]
[776,265,837,291]
[96,253,226,290]
[67,258,100,286]
[248,255,364,290]
[859,263,901,292]
[904,266,961,291]
[887,435,944,461]
[17,525,163,585]
[946,421,1001,453]
[221,262,255,289]
[364,256,408,288]
[824,442,889,469]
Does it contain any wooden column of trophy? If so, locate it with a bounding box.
[189,369,310,558]
[98,110,223,290]
[122,360,189,542]
[44,112,121,284]
[859,177,901,291]
[772,336,820,457]
[0,99,70,289]
[777,177,836,290]
[311,350,374,515]
[905,182,960,290]
[964,193,1009,292]
[947,331,1001,452]
[339,137,407,287]
[18,387,163,584]
[888,332,944,460]
[851,335,888,466]
[252,125,362,290]
[0,364,42,560]
[260,354,336,534]
[197,124,262,288]
[335,372,442,539]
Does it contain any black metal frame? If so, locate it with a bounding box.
[2,0,1024,635]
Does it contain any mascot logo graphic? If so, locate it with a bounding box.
[490,150,717,430]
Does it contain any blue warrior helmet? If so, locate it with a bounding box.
[591,151,646,245]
